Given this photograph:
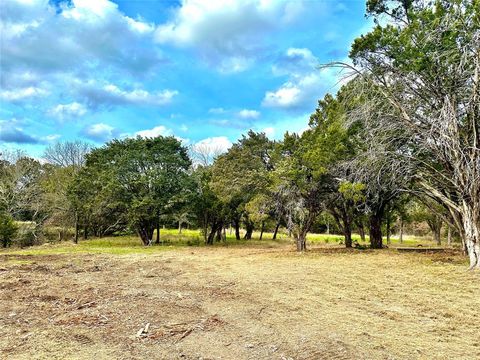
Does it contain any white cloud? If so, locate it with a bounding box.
[48,102,87,120]
[1,0,161,106]
[154,0,307,72]
[262,127,275,138]
[76,81,178,108]
[135,125,172,138]
[263,47,337,110]
[238,109,260,119]
[84,122,116,142]
[191,136,233,165]
[193,136,232,153]
[263,85,302,108]
[42,134,61,142]
[0,86,48,101]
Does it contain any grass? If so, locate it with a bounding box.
[2,228,448,257]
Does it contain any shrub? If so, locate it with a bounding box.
[15,222,43,248]
[0,213,18,248]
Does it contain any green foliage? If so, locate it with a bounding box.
[0,212,18,248]
[72,136,191,244]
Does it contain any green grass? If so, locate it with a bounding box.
[1,228,445,256]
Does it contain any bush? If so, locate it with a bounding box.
[0,213,18,248]
[15,222,42,248]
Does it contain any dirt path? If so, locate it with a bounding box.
[1,246,478,359]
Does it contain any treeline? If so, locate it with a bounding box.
[0,0,478,268]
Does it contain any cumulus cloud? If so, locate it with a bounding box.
[262,47,336,110]
[48,102,87,120]
[76,81,178,108]
[0,0,162,107]
[191,136,232,165]
[237,109,260,119]
[135,125,172,138]
[83,122,117,142]
[154,0,307,72]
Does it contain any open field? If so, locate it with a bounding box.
[1,234,478,360]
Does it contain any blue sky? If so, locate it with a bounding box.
[0,0,372,158]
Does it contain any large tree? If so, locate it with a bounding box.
[345,0,479,266]
[210,131,274,240]
[73,136,191,245]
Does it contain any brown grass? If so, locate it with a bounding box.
[0,243,479,359]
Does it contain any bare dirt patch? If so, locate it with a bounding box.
[0,246,478,359]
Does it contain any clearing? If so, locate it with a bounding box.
[0,237,479,360]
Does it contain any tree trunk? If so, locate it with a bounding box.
[386,216,391,245]
[138,228,150,246]
[259,221,265,240]
[358,223,366,243]
[296,235,307,251]
[344,221,352,248]
[272,221,280,240]
[399,218,404,243]
[155,215,160,244]
[215,224,223,242]
[234,219,241,240]
[74,212,79,244]
[244,221,254,240]
[434,226,442,245]
[83,226,88,240]
[462,202,480,269]
[178,221,182,234]
[369,214,383,249]
[447,225,452,246]
[206,221,219,245]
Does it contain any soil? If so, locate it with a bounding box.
[1,245,479,359]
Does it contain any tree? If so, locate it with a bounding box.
[272,132,335,251]
[43,140,91,169]
[0,212,17,248]
[210,131,274,240]
[345,0,479,266]
[73,136,191,245]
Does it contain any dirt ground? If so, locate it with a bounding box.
[1,245,479,360]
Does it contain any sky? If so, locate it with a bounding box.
[0,0,373,158]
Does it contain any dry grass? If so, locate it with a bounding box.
[0,240,478,360]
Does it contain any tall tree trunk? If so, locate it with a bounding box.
[447,225,452,246]
[178,221,182,234]
[259,221,265,240]
[83,226,88,240]
[369,214,383,249]
[272,221,280,240]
